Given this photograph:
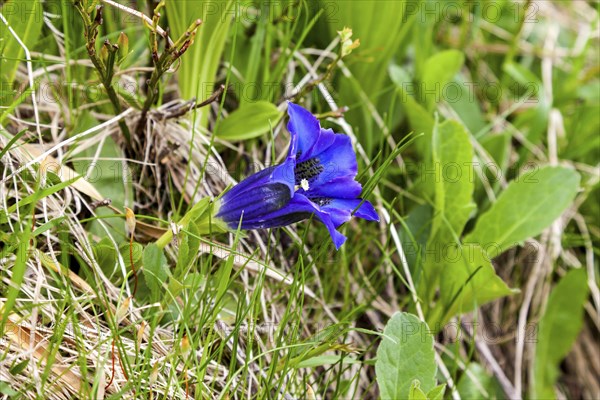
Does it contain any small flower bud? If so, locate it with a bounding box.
[180,335,191,358]
[137,320,147,347]
[125,207,136,234]
[337,27,360,57]
[115,296,130,324]
[306,384,316,400]
[149,361,159,385]
[117,32,129,61]
[100,43,109,62]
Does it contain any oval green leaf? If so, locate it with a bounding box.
[215,101,282,141]
[376,312,437,399]
[464,166,580,257]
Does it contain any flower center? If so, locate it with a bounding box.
[294,178,311,192]
[294,157,323,185]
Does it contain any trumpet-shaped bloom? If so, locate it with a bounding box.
[215,102,378,249]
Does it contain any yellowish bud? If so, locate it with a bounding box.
[125,207,136,234]
[180,335,191,357]
[150,361,159,385]
[115,296,130,324]
[137,320,147,347]
[306,384,316,400]
[337,27,360,57]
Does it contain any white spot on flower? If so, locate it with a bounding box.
[300,178,310,191]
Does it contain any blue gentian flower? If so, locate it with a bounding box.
[214,102,378,249]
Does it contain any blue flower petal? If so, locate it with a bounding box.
[217,183,292,226]
[287,102,320,158]
[231,206,310,230]
[216,159,296,227]
[327,225,347,249]
[310,133,358,185]
[300,128,336,162]
[354,201,379,222]
[298,176,362,199]
[214,102,377,250]
[322,198,379,227]
[271,159,296,189]
[241,193,347,249]
[234,193,315,229]
[292,195,347,249]
[220,158,294,202]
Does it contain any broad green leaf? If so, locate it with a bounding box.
[142,244,169,300]
[215,101,281,141]
[120,242,143,269]
[429,244,517,328]
[532,269,589,399]
[94,237,119,278]
[421,119,475,301]
[430,120,475,243]
[376,312,437,399]
[92,240,142,285]
[448,75,486,135]
[464,166,580,257]
[421,50,465,111]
